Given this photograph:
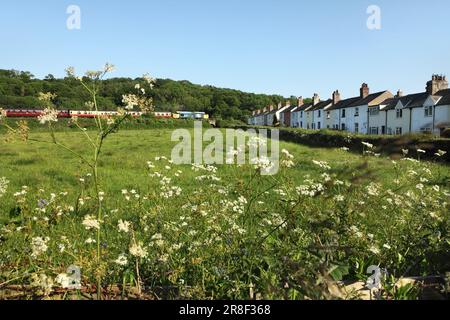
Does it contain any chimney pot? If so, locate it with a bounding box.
[298,96,304,107]
[396,90,403,98]
[332,90,341,104]
[426,74,449,95]
[313,93,320,106]
[360,83,369,99]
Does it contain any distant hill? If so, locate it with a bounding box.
[0,69,302,122]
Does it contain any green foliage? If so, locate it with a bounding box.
[0,69,287,121]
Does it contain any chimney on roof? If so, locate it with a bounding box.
[396,90,403,98]
[360,83,369,99]
[269,105,275,112]
[298,96,304,107]
[332,90,341,105]
[277,102,282,109]
[426,74,448,95]
[252,110,256,116]
[263,107,267,113]
[313,93,320,106]
[285,101,291,108]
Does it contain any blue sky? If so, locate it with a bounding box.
[1,0,449,99]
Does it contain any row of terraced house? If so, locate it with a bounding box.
[248,75,450,136]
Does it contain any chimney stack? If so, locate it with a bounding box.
[269,105,275,112]
[285,101,291,108]
[313,93,320,106]
[298,96,304,107]
[360,83,369,99]
[396,90,403,98]
[426,74,448,95]
[332,90,341,105]
[263,107,267,113]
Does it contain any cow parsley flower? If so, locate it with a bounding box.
[55,273,72,289]
[31,273,54,295]
[31,236,50,258]
[118,219,131,233]
[38,108,59,124]
[122,94,139,110]
[115,254,128,266]
[312,160,331,170]
[130,242,147,258]
[0,177,9,198]
[82,215,100,230]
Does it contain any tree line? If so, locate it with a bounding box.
[0,69,304,122]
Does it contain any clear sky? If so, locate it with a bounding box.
[1,0,449,99]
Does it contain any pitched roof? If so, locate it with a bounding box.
[294,102,313,112]
[382,92,429,110]
[436,89,450,106]
[310,99,333,111]
[348,91,391,107]
[327,97,361,110]
[280,105,297,114]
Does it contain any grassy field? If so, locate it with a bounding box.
[0,128,449,299]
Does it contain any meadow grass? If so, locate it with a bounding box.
[0,128,449,299]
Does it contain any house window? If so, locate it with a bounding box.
[318,110,321,118]
[318,122,321,130]
[355,108,359,117]
[369,107,379,116]
[395,127,402,135]
[396,109,403,118]
[424,106,433,117]
[327,111,330,119]
[300,111,303,118]
[370,127,379,135]
[312,123,315,130]
[341,123,346,131]
[341,109,346,118]
[354,123,359,133]
[300,121,303,128]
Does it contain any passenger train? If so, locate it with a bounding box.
[2,109,209,120]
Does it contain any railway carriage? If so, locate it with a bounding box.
[3,109,209,120]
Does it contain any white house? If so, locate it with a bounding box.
[346,84,393,134]
[311,99,332,130]
[247,74,450,136]
[292,101,312,128]
[371,75,450,136]
[266,102,290,126]
[434,88,450,135]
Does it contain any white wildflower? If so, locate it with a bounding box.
[130,242,147,258]
[82,215,100,230]
[0,177,9,197]
[38,108,59,124]
[31,237,50,258]
[114,254,128,266]
[118,219,131,233]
